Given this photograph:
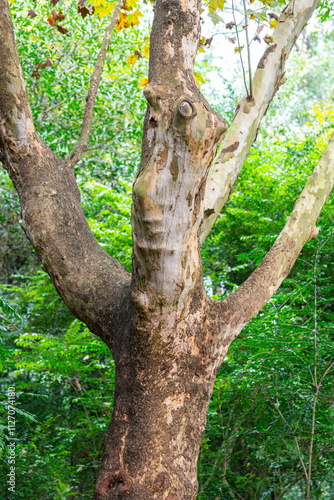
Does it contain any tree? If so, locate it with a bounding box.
[0,0,333,498]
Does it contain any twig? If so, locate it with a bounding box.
[37,101,65,122]
[307,234,334,499]
[232,0,249,98]
[242,0,253,98]
[272,401,308,483]
[66,0,122,169]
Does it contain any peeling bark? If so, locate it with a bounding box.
[94,1,229,497]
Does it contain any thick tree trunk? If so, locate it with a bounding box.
[92,2,228,497]
[94,293,225,499]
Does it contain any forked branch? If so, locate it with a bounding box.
[0,0,131,348]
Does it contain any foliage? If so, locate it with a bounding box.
[199,134,334,498]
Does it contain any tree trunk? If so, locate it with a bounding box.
[92,2,230,497]
[94,293,224,499]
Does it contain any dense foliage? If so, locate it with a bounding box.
[1,1,333,499]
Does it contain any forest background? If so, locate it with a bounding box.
[0,0,334,498]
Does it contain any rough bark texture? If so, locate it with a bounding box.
[1,0,333,499]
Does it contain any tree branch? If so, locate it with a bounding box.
[66,0,123,169]
[201,0,320,244]
[217,131,334,344]
[0,0,131,348]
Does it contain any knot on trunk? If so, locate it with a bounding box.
[177,99,197,119]
[95,469,132,498]
[152,471,170,492]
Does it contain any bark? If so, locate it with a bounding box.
[1,0,333,499]
[94,1,229,497]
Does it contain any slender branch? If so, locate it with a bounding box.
[272,402,309,483]
[66,0,122,169]
[276,472,306,500]
[217,131,334,337]
[307,360,334,499]
[307,250,319,499]
[318,360,334,386]
[232,0,249,98]
[242,0,253,98]
[36,100,65,121]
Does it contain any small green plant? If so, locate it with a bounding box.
[54,479,76,499]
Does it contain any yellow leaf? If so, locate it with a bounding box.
[89,0,105,6]
[235,45,244,53]
[269,19,278,29]
[116,11,128,31]
[126,54,138,67]
[197,38,206,54]
[139,77,149,88]
[208,0,218,13]
[127,9,143,27]
[126,0,138,9]
[94,6,108,19]
[94,1,115,19]
[143,45,150,57]
[249,13,256,19]
[194,71,205,87]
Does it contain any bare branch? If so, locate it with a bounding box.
[242,0,253,98]
[232,0,249,98]
[66,0,123,169]
[201,0,320,244]
[276,472,305,500]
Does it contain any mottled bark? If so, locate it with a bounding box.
[1,0,333,499]
[201,0,321,242]
[94,0,228,497]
